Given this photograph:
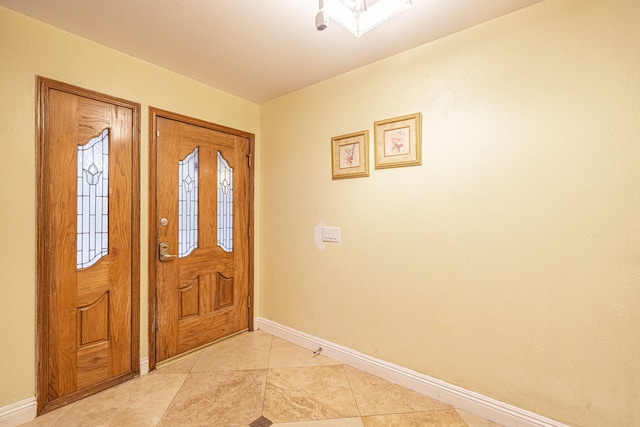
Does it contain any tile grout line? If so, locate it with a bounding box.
[454,407,473,427]
[154,349,204,426]
[259,334,274,420]
[340,363,364,423]
[154,374,190,426]
[338,362,474,425]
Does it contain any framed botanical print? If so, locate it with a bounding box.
[374,112,422,169]
[331,130,369,179]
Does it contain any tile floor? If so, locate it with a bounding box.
[21,330,503,427]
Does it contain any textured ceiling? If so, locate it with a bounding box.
[0,0,546,103]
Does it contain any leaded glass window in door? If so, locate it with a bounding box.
[217,152,233,252]
[179,148,199,258]
[77,128,109,269]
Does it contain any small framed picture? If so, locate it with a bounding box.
[374,112,422,169]
[331,130,370,180]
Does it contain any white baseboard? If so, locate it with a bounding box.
[0,357,150,427]
[0,397,37,427]
[3,326,568,427]
[140,356,149,376]
[255,317,569,427]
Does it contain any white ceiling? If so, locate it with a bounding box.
[0,0,545,104]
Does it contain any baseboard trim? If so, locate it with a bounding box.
[0,357,150,427]
[255,317,569,427]
[0,397,37,427]
[140,356,149,376]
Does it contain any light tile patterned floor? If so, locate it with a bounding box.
[21,330,502,427]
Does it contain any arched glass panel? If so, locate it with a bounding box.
[77,128,109,269]
[217,152,233,252]
[179,147,199,258]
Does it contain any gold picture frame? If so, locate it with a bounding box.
[331,130,370,180]
[374,112,422,169]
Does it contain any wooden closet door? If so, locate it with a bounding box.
[37,77,140,414]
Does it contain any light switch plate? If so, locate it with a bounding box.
[322,226,341,243]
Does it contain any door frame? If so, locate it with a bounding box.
[36,77,141,414]
[148,107,255,371]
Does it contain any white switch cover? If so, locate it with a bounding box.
[322,226,341,243]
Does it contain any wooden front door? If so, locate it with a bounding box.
[37,77,140,414]
[150,109,254,366]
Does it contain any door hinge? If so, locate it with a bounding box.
[247,153,253,167]
[156,130,159,138]
[248,295,251,309]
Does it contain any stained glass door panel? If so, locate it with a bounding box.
[178,147,199,258]
[77,128,109,269]
[217,151,233,252]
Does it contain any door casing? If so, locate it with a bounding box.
[148,107,255,371]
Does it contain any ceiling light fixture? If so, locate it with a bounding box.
[316,0,412,38]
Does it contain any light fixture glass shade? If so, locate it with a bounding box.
[325,0,412,37]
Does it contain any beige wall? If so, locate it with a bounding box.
[259,0,640,426]
[0,7,260,407]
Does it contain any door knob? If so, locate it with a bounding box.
[159,241,177,261]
